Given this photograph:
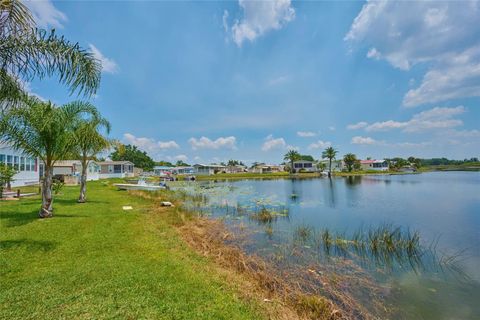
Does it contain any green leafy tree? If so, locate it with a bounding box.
[284,149,301,173]
[155,160,173,167]
[1,0,101,109]
[175,160,189,167]
[110,144,155,171]
[343,153,358,172]
[0,97,98,217]
[227,159,245,166]
[72,105,111,203]
[299,154,314,161]
[322,146,338,176]
[0,165,17,196]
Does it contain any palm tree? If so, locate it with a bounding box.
[72,105,111,203]
[284,149,301,174]
[0,96,98,217]
[1,0,101,109]
[322,146,338,177]
[343,153,357,172]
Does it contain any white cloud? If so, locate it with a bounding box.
[345,1,480,106]
[328,126,336,131]
[227,0,295,47]
[365,106,465,133]
[261,134,286,151]
[123,133,179,154]
[403,46,480,107]
[297,131,316,137]
[351,136,379,145]
[268,75,289,86]
[308,140,331,150]
[222,10,229,33]
[188,136,237,150]
[347,121,368,130]
[89,44,119,74]
[25,0,67,28]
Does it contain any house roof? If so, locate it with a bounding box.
[97,161,134,165]
[193,164,227,168]
[54,160,81,167]
[360,159,386,164]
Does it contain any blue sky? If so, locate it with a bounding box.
[25,0,480,164]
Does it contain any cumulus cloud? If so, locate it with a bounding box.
[123,133,179,154]
[347,121,368,130]
[25,0,67,28]
[308,140,331,150]
[226,0,295,47]
[351,136,379,145]
[297,131,317,137]
[364,106,465,133]
[174,154,188,162]
[261,134,286,151]
[345,1,480,106]
[188,136,237,150]
[89,44,119,74]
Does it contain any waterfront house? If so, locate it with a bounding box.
[226,164,247,174]
[153,165,195,176]
[97,161,134,179]
[0,144,40,187]
[52,160,100,184]
[292,160,317,173]
[359,159,389,171]
[249,163,284,174]
[319,159,344,172]
[193,164,227,175]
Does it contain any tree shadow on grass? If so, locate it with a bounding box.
[0,209,88,228]
[0,239,57,252]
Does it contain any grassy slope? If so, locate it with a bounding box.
[0,181,262,319]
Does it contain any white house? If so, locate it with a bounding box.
[359,159,389,171]
[292,160,316,173]
[249,164,284,174]
[319,159,344,172]
[52,160,100,182]
[0,144,40,187]
[97,161,134,179]
[226,165,247,174]
[193,164,227,175]
[153,166,195,176]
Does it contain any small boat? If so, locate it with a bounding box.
[114,178,167,191]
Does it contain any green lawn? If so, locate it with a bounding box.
[0,181,262,319]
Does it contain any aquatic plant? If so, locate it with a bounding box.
[294,225,313,243]
[250,206,277,224]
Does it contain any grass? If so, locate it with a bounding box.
[0,180,264,320]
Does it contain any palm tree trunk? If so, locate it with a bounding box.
[328,158,332,178]
[78,164,87,203]
[39,166,53,218]
[291,160,294,174]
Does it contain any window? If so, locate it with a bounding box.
[20,157,25,171]
[113,165,122,173]
[0,154,5,165]
[304,163,312,168]
[7,155,13,167]
[294,163,302,168]
[13,156,19,170]
[26,158,31,171]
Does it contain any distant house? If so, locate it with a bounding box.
[359,159,388,171]
[97,161,134,178]
[226,165,247,174]
[193,164,227,175]
[52,160,100,184]
[292,160,316,173]
[319,159,344,172]
[153,165,195,176]
[250,163,284,174]
[0,144,40,187]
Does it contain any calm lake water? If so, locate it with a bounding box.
[183,172,480,319]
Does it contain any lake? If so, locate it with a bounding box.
[182,172,480,319]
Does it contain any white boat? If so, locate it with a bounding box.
[114,178,167,191]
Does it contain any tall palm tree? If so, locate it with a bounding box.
[1,0,101,109]
[0,96,98,217]
[322,146,338,177]
[72,105,111,203]
[284,149,301,174]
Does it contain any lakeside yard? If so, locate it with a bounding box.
[0,181,265,320]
